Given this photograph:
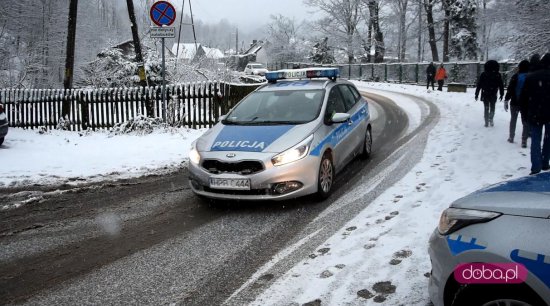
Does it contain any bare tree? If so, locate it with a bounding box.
[441,0,451,62]
[423,0,439,62]
[305,0,362,64]
[266,14,309,62]
[363,0,385,62]
[393,0,409,62]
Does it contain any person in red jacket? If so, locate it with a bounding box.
[435,63,447,91]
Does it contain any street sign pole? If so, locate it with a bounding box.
[150,1,176,122]
[162,37,166,121]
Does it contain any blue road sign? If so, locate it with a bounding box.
[150,1,176,27]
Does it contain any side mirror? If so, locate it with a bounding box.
[331,112,350,123]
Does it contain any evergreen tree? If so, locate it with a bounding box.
[449,0,479,60]
[310,37,335,64]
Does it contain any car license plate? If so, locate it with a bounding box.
[209,178,251,190]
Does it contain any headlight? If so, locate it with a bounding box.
[189,141,201,165]
[272,135,314,167]
[438,208,501,235]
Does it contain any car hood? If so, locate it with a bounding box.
[451,172,550,218]
[196,121,319,153]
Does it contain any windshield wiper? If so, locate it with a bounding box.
[243,120,303,125]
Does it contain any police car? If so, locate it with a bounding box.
[428,172,550,306]
[188,68,372,201]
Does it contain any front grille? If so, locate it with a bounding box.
[202,160,264,175]
[203,187,270,196]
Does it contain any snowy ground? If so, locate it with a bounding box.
[0,127,205,189]
[0,82,532,305]
[251,82,531,305]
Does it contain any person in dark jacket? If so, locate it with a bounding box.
[504,60,530,146]
[475,60,505,127]
[519,54,543,117]
[519,53,550,175]
[426,62,436,90]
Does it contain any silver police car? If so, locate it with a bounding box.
[188,68,372,201]
[429,172,550,306]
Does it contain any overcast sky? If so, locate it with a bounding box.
[175,0,314,29]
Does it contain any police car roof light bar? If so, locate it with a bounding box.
[265,68,340,83]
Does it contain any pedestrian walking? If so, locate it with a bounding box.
[519,53,550,175]
[475,60,504,127]
[435,63,447,91]
[426,62,436,90]
[504,60,530,147]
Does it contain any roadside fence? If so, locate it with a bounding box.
[268,61,518,86]
[0,82,260,131]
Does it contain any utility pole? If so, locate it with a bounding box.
[62,0,78,118]
[126,0,150,115]
[235,27,239,54]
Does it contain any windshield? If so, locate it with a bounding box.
[222,89,324,125]
[250,64,265,69]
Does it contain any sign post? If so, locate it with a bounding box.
[150,1,176,121]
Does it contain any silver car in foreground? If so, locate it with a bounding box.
[188,68,372,201]
[0,103,8,146]
[429,172,550,306]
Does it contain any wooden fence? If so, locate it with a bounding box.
[0,82,261,131]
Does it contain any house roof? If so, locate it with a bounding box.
[244,41,266,55]
[202,47,224,59]
[171,43,201,60]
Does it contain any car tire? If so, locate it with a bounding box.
[452,284,545,306]
[359,127,372,159]
[316,152,334,200]
[0,137,3,146]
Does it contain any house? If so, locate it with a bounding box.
[243,40,269,64]
[171,43,200,63]
[200,47,224,60]
[171,43,225,64]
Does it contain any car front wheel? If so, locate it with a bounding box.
[359,127,372,159]
[316,152,334,200]
[453,284,545,306]
[0,137,3,146]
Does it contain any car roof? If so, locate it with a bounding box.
[257,79,353,92]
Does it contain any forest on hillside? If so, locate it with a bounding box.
[0,0,548,89]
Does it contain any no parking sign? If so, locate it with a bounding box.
[150,1,176,27]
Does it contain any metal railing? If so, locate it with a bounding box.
[267,61,518,86]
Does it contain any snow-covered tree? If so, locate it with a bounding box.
[305,0,362,64]
[449,0,479,60]
[81,41,163,88]
[265,14,310,62]
[310,37,335,64]
[497,0,550,57]
[362,0,386,63]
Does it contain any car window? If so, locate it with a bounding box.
[324,87,346,122]
[347,85,362,102]
[223,89,324,125]
[338,85,357,111]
